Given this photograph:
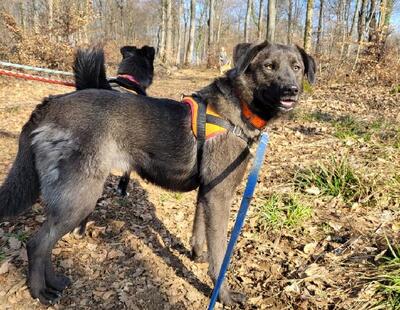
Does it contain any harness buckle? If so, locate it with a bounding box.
[232,125,243,137]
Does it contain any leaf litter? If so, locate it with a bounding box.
[0,69,399,309]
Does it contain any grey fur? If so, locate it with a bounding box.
[0,41,316,306]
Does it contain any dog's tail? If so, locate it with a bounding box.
[0,99,50,218]
[73,48,112,90]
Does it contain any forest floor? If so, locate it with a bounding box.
[0,68,399,310]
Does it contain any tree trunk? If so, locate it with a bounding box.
[159,0,166,60]
[185,0,196,65]
[47,0,53,31]
[176,0,183,65]
[287,0,293,43]
[349,0,360,38]
[244,0,252,42]
[303,0,314,53]
[32,0,40,34]
[164,0,173,64]
[257,0,264,40]
[207,0,215,68]
[315,0,324,55]
[266,0,276,42]
[345,0,360,56]
[357,0,367,43]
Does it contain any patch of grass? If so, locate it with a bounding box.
[374,242,400,309]
[6,230,29,243]
[257,194,312,230]
[303,80,313,94]
[333,116,370,140]
[294,157,370,203]
[390,84,400,94]
[159,192,184,204]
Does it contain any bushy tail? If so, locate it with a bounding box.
[0,99,50,218]
[73,48,112,90]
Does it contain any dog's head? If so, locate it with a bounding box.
[118,45,155,88]
[231,41,316,122]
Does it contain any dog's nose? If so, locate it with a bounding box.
[283,85,299,96]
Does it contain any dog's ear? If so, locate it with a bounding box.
[140,45,155,63]
[120,46,137,59]
[234,41,270,74]
[233,43,251,66]
[296,45,317,84]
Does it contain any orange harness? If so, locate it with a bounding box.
[182,96,228,140]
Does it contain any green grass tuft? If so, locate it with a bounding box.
[294,157,370,203]
[333,116,369,140]
[257,194,312,230]
[303,80,313,94]
[6,231,30,243]
[374,242,400,309]
[390,84,400,94]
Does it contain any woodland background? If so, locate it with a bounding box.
[0,0,399,85]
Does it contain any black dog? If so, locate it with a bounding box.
[73,45,155,196]
[0,41,315,306]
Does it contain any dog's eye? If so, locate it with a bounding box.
[293,64,301,71]
[264,63,274,70]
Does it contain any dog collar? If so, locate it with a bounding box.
[110,75,147,96]
[240,100,267,130]
[117,74,140,86]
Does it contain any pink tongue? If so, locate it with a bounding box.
[280,101,294,108]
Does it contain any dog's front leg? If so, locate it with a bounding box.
[199,138,251,306]
[200,187,246,306]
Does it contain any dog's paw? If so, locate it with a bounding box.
[218,289,246,306]
[116,187,129,197]
[191,250,208,263]
[31,287,62,305]
[46,274,71,292]
[71,225,86,239]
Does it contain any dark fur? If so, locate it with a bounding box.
[0,41,316,306]
[73,45,155,197]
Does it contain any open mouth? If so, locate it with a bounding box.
[279,99,297,112]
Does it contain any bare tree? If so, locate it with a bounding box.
[303,0,314,53]
[266,0,276,42]
[287,0,293,44]
[257,0,264,40]
[316,0,324,55]
[244,0,253,42]
[159,0,166,60]
[164,0,173,63]
[207,0,215,67]
[176,0,183,65]
[185,0,196,65]
[357,0,368,43]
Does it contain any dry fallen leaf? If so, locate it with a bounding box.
[0,259,10,274]
[8,237,21,250]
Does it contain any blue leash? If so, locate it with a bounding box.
[207,133,269,310]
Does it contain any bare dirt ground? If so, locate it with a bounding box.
[0,69,399,310]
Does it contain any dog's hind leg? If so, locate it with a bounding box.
[117,170,131,196]
[191,197,208,263]
[27,177,106,305]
